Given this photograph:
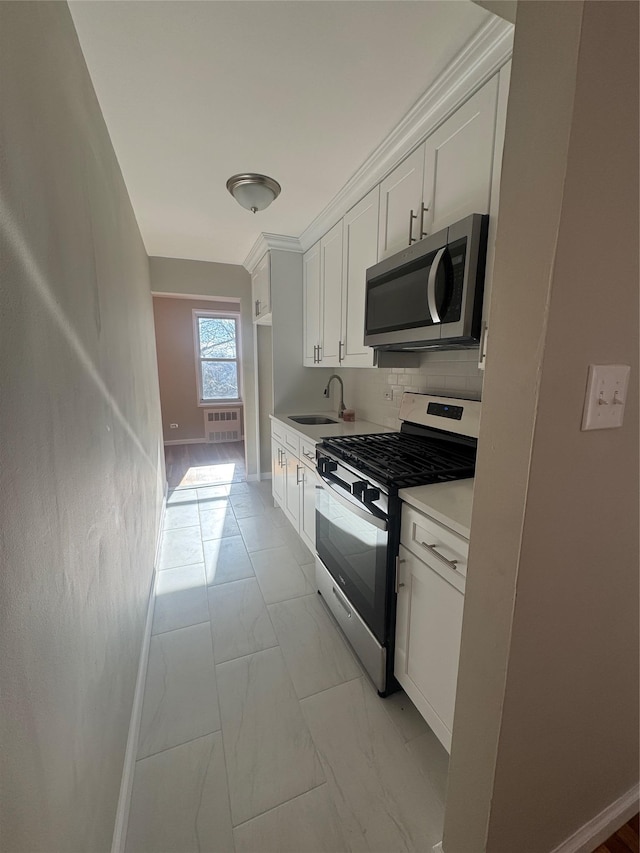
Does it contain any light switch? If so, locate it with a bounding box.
[581,364,631,430]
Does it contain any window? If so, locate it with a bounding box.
[194,312,241,403]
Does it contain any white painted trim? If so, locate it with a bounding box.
[298,17,512,253]
[246,473,260,483]
[151,292,241,305]
[111,493,166,853]
[163,438,208,446]
[259,472,272,481]
[548,784,639,853]
[243,233,302,273]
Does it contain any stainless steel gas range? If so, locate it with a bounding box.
[314,392,481,695]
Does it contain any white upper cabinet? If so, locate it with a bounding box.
[319,220,343,366]
[341,186,379,367]
[423,76,499,236]
[252,252,271,323]
[377,145,426,261]
[302,241,321,366]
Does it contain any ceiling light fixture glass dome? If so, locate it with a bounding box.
[226,173,281,214]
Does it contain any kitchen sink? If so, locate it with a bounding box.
[289,415,338,425]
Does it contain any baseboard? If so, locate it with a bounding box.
[549,783,639,853]
[260,472,272,481]
[246,473,259,482]
[111,493,166,853]
[163,438,207,446]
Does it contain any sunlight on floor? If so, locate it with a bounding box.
[176,461,237,489]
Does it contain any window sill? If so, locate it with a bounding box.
[198,400,244,408]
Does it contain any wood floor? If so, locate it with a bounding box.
[594,814,639,853]
[164,441,246,488]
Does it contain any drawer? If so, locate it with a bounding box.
[271,419,285,443]
[300,439,317,467]
[283,428,300,456]
[401,504,469,581]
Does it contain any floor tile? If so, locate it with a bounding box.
[405,729,449,808]
[167,488,198,506]
[236,515,287,553]
[163,499,200,530]
[160,526,204,571]
[375,687,432,743]
[125,732,233,853]
[204,535,254,586]
[268,594,361,698]
[208,578,277,664]
[199,506,240,540]
[249,546,313,604]
[301,677,445,851]
[216,647,324,826]
[233,784,348,853]
[229,492,267,519]
[300,561,317,588]
[262,504,288,527]
[137,622,220,759]
[229,482,251,496]
[197,484,231,506]
[279,521,314,565]
[152,564,208,635]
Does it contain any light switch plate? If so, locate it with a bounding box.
[581,364,630,430]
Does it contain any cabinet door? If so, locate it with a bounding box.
[303,242,321,366]
[341,187,378,367]
[252,252,271,322]
[320,220,343,366]
[423,76,499,236]
[377,145,425,261]
[271,439,285,507]
[283,452,302,529]
[395,545,464,753]
[299,460,317,558]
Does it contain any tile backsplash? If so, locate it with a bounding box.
[336,350,483,430]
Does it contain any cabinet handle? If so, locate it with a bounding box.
[313,345,318,364]
[427,246,447,324]
[395,556,406,593]
[419,202,429,239]
[296,464,304,485]
[478,322,488,369]
[317,344,322,363]
[339,341,345,362]
[420,541,458,571]
[255,299,260,317]
[408,208,418,245]
[279,449,286,468]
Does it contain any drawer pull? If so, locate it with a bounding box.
[420,541,458,571]
[332,587,352,618]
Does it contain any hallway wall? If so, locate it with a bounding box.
[0,4,165,851]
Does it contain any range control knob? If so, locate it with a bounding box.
[352,480,368,498]
[321,459,338,474]
[364,488,380,503]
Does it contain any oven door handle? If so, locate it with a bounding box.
[427,245,447,324]
[319,477,388,532]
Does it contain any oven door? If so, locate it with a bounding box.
[315,474,389,644]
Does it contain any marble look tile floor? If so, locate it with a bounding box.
[126,479,449,853]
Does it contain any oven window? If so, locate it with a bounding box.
[315,484,389,643]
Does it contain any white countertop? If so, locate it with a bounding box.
[271,412,392,443]
[399,478,475,539]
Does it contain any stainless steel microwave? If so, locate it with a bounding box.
[364,213,488,351]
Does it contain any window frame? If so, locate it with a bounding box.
[192,310,243,406]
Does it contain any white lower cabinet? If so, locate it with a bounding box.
[394,504,468,753]
[270,422,317,554]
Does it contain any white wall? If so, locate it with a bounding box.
[0,4,165,850]
[444,2,639,850]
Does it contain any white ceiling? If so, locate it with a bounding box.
[69,1,490,266]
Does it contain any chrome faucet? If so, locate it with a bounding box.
[323,374,346,418]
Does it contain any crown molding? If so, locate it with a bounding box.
[243,232,302,273]
[298,17,513,252]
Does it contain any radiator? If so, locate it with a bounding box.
[204,407,243,443]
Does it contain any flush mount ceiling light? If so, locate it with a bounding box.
[226,173,281,214]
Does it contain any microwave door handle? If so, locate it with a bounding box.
[319,478,388,532]
[427,245,447,324]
